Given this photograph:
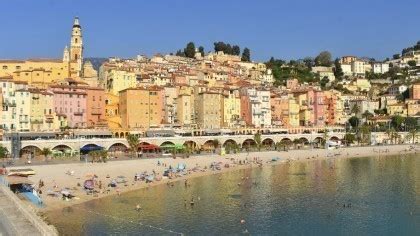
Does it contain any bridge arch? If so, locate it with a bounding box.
[183,140,198,150]
[299,137,309,144]
[242,139,256,148]
[160,141,175,147]
[20,145,42,157]
[202,139,219,151]
[262,138,274,147]
[108,142,128,152]
[223,139,237,148]
[52,144,73,152]
[330,136,340,141]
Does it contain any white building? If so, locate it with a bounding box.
[242,88,271,128]
[372,62,390,74]
[0,78,30,131]
[351,60,366,75]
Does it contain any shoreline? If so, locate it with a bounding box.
[14,144,417,214]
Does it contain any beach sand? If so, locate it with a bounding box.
[11,144,417,212]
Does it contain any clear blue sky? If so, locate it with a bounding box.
[1,0,419,61]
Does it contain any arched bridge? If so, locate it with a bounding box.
[0,132,345,157]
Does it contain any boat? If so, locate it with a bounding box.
[8,168,36,176]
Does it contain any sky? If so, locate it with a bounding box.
[0,0,419,61]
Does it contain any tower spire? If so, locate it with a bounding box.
[73,16,80,26]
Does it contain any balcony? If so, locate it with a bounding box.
[74,111,84,116]
[19,119,29,123]
[31,119,43,124]
[91,109,102,115]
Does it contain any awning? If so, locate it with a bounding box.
[80,145,104,152]
[6,176,33,185]
[138,144,160,150]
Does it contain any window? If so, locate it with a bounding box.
[2,66,7,69]
[16,66,21,70]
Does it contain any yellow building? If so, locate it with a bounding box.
[119,87,164,129]
[176,93,193,126]
[406,99,420,116]
[222,89,241,127]
[387,103,405,116]
[0,17,84,86]
[29,89,67,131]
[196,91,222,129]
[106,69,137,95]
[288,98,300,127]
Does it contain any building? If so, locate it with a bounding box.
[196,91,222,129]
[372,62,389,74]
[85,87,106,127]
[30,88,68,131]
[51,84,87,128]
[222,89,241,127]
[240,88,271,128]
[410,83,420,99]
[119,86,164,129]
[105,69,137,95]
[0,17,84,86]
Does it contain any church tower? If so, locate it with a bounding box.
[70,17,83,76]
[63,45,70,62]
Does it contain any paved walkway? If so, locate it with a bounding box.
[0,188,41,235]
[0,185,56,236]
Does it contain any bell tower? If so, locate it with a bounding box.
[70,16,83,76]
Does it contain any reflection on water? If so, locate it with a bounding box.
[47,155,420,235]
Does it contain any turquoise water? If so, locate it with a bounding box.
[47,154,419,235]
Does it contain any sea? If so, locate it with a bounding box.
[46,154,419,235]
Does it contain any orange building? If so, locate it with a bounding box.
[410,83,420,100]
[119,86,164,129]
[86,87,106,127]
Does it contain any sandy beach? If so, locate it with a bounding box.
[11,144,418,212]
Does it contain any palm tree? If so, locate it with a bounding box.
[254,133,262,151]
[292,138,301,149]
[126,134,139,158]
[386,128,393,144]
[212,139,220,153]
[351,104,360,116]
[40,148,52,162]
[408,129,418,144]
[360,125,371,145]
[0,145,8,164]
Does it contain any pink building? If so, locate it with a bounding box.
[86,87,106,127]
[313,90,325,126]
[51,85,87,128]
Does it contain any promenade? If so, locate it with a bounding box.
[0,184,56,236]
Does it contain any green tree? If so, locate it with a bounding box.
[392,54,400,60]
[232,45,241,55]
[0,145,8,163]
[314,51,332,66]
[213,139,220,150]
[175,50,184,57]
[241,47,251,62]
[303,57,314,69]
[320,77,330,89]
[126,134,139,158]
[293,138,301,149]
[405,117,417,130]
[362,110,374,120]
[198,46,205,56]
[351,104,361,115]
[360,125,371,145]
[40,148,52,161]
[407,60,416,67]
[333,58,344,80]
[184,42,196,58]
[408,128,418,144]
[343,133,356,146]
[254,133,262,151]
[391,115,405,130]
[349,116,360,130]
